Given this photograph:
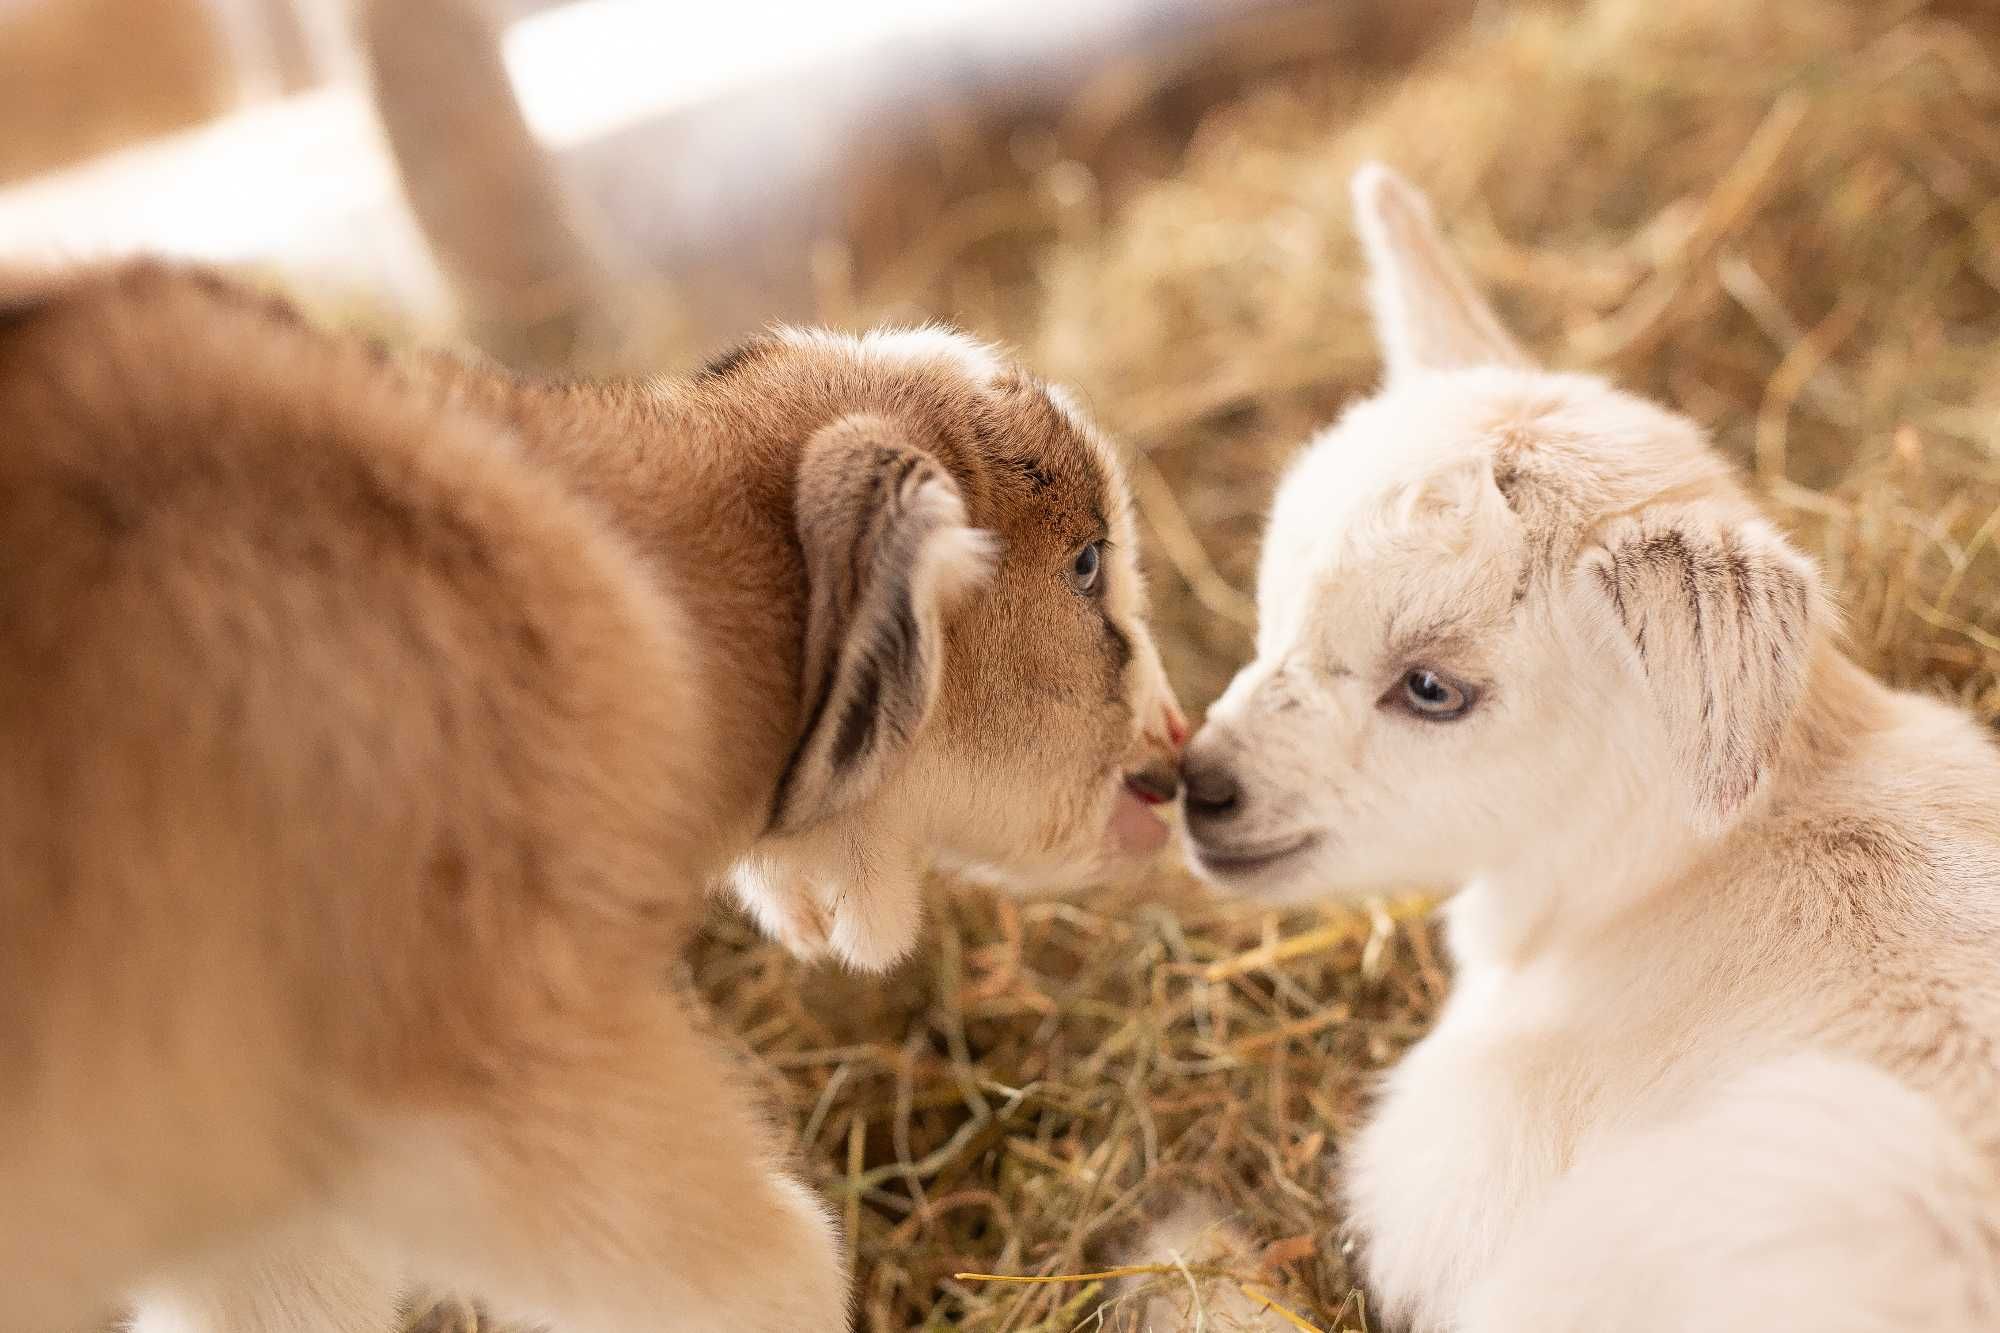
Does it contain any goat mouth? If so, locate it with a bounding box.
[1108,784,1171,855]
[1191,833,1322,880]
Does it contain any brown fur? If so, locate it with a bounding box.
[0,263,1180,1332]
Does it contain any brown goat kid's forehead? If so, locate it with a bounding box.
[684,328,1117,550]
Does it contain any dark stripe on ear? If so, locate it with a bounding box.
[774,413,981,835]
[768,673,836,828]
[1592,558,1628,625]
[887,449,928,501]
[883,597,920,679]
[833,660,882,769]
[832,593,923,773]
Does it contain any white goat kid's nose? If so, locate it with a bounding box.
[1180,734,1244,833]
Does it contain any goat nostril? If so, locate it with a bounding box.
[1181,761,1241,820]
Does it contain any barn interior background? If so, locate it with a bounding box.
[7,0,1999,1327]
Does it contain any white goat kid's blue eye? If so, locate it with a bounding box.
[1402,668,1471,718]
[1070,541,1102,593]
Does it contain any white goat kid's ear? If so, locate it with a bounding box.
[1350,162,1532,378]
[769,412,995,835]
[1578,508,1819,834]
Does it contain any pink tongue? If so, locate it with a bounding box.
[1110,787,1171,855]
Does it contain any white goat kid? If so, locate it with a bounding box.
[1174,163,2000,1332]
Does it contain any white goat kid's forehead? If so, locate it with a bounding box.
[1256,381,1533,663]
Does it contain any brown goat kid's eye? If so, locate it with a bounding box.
[1399,668,1473,720]
[1069,541,1103,594]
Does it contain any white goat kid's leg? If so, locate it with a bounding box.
[1339,1008,1572,1331]
[1108,1199,1298,1331]
[1458,1053,2000,1333]
[128,1226,403,1333]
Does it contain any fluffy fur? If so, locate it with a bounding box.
[0,262,1181,1333]
[1169,164,2000,1330]
[1103,1199,1295,1332]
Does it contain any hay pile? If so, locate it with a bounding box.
[405,1,2000,1328]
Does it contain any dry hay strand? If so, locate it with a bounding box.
[352,0,2000,1327]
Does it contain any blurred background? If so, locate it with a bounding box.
[0,0,1459,361]
[10,1,1999,1328]
[0,0,1506,706]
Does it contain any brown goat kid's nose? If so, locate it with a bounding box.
[1180,755,1242,824]
[1125,760,1180,805]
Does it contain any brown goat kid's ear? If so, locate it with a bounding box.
[1579,508,1819,834]
[1351,162,1532,379]
[768,413,995,835]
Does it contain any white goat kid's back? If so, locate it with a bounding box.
[1172,164,2000,1331]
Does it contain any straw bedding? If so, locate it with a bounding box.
[383,0,2000,1327]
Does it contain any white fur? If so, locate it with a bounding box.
[130,1225,402,1333]
[728,805,928,971]
[1106,1199,1295,1332]
[130,1031,850,1333]
[777,323,1005,385]
[1173,164,2000,1329]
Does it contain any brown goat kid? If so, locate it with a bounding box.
[0,265,1182,1332]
